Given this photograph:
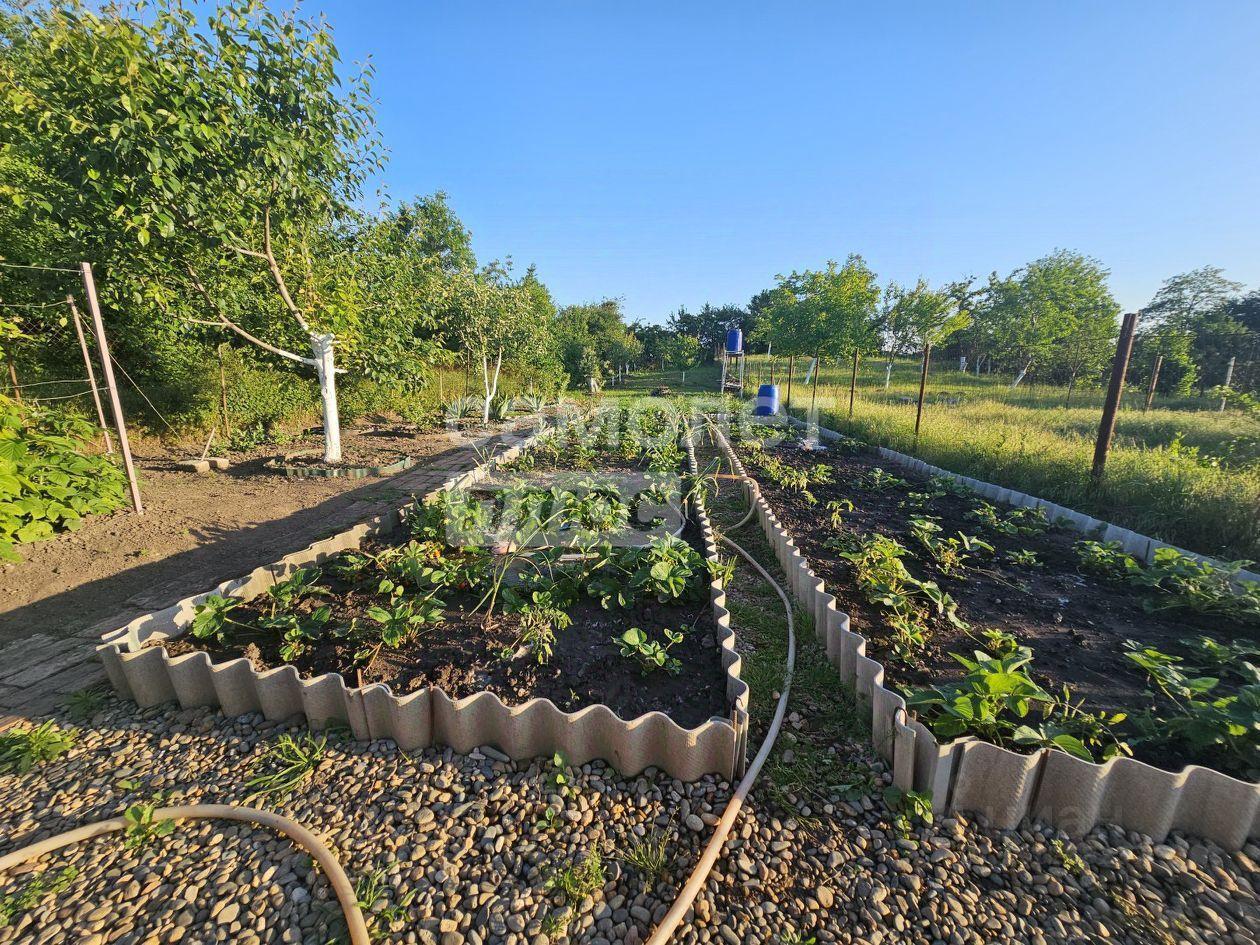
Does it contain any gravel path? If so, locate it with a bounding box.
[1,698,1257,944]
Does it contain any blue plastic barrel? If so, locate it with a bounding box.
[725,328,743,354]
[753,383,779,416]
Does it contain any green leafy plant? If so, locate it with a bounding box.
[969,501,1049,536]
[617,627,684,675]
[859,466,907,493]
[352,596,444,665]
[515,604,571,664]
[825,498,854,528]
[265,567,330,610]
[0,398,127,562]
[261,604,333,662]
[907,647,1129,762]
[0,866,78,928]
[0,720,76,773]
[1123,641,1259,775]
[882,785,932,838]
[122,801,177,850]
[352,869,415,940]
[190,593,248,646]
[545,850,605,904]
[245,732,326,798]
[908,517,993,575]
[1051,839,1089,876]
[1003,548,1042,568]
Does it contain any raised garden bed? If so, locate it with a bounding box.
[714,416,1260,847]
[730,422,1259,781]
[100,407,748,780]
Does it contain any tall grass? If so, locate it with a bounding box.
[793,389,1260,562]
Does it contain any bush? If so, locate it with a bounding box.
[0,396,127,561]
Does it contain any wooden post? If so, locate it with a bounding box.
[217,344,231,436]
[786,355,795,415]
[913,344,932,446]
[67,295,113,454]
[1092,312,1139,485]
[80,262,143,514]
[1219,356,1236,412]
[5,354,20,403]
[848,349,860,419]
[1143,354,1163,413]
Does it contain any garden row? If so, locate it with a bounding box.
[98,404,750,781]
[717,414,1260,848]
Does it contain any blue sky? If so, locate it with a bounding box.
[311,0,1260,322]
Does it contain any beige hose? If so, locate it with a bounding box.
[0,804,371,945]
[645,517,797,944]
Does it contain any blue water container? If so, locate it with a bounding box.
[753,384,779,416]
[725,328,743,354]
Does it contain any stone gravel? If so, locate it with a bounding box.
[0,698,1256,944]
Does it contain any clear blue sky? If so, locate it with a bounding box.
[311,0,1260,322]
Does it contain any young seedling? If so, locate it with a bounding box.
[353,869,415,939]
[619,830,671,883]
[617,627,684,675]
[63,686,108,721]
[882,785,933,838]
[122,800,177,850]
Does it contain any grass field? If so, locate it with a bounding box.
[611,358,1260,563]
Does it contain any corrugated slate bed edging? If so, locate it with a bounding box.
[98,427,750,783]
[712,421,1260,850]
[265,451,417,479]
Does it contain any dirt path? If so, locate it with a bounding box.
[0,428,494,720]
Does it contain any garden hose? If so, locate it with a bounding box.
[645,481,797,945]
[0,804,371,945]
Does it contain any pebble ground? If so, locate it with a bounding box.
[1,698,1256,944]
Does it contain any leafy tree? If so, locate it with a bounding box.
[629,321,672,368]
[1131,327,1198,397]
[880,279,971,354]
[756,256,881,359]
[659,334,701,372]
[969,250,1120,387]
[554,300,639,384]
[1,0,381,461]
[668,303,745,360]
[1142,266,1242,331]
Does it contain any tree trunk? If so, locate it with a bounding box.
[1065,371,1077,407]
[481,347,504,425]
[884,359,893,391]
[310,333,342,464]
[1010,360,1032,389]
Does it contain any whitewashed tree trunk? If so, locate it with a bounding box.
[1010,360,1032,390]
[481,347,504,425]
[310,333,342,463]
[884,360,894,391]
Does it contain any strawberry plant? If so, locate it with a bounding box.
[190,594,249,646]
[260,605,332,662]
[825,498,854,528]
[616,627,684,675]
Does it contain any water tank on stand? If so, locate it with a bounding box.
[726,329,743,354]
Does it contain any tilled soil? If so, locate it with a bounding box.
[736,435,1260,777]
[160,533,729,728]
[263,425,423,471]
[1,698,1256,944]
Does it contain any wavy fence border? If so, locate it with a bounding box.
[711,421,1260,849]
[98,425,749,782]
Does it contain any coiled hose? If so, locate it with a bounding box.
[0,804,371,945]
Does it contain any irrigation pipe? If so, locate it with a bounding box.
[0,804,371,945]
[644,462,796,945]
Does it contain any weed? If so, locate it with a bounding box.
[63,685,108,721]
[0,720,75,774]
[546,751,571,797]
[779,931,817,945]
[353,869,415,940]
[620,830,671,882]
[515,604,571,664]
[545,849,605,904]
[1003,548,1042,568]
[825,498,854,528]
[122,800,176,850]
[246,732,326,798]
[0,866,77,928]
[883,785,933,837]
[1052,838,1088,876]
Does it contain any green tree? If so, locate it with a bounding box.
[970,250,1120,387]
[758,256,881,359]
[554,300,639,385]
[660,334,701,372]
[1142,266,1242,331]
[1,0,381,461]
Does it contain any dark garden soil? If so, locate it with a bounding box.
[735,434,1260,776]
[159,528,730,728]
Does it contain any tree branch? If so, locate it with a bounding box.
[184,266,315,367]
